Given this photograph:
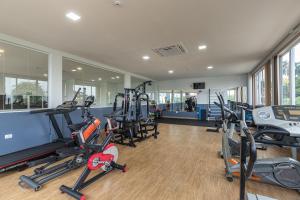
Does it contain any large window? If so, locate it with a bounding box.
[159,91,172,104]
[279,40,300,105]
[158,90,198,112]
[145,81,157,101]
[172,91,182,111]
[62,58,124,107]
[254,68,266,105]
[227,89,237,101]
[280,52,290,104]
[0,42,48,110]
[295,43,300,104]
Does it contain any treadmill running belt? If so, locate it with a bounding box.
[0,142,65,169]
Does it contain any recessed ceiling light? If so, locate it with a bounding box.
[168,70,174,74]
[77,67,82,70]
[91,79,95,82]
[72,69,77,72]
[116,76,120,79]
[111,77,115,80]
[198,45,207,50]
[98,77,102,81]
[142,55,150,60]
[207,66,213,69]
[66,12,81,21]
[0,49,4,53]
[43,73,48,77]
[113,0,121,6]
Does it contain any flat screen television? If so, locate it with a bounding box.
[193,82,205,89]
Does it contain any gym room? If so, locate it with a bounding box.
[0,1,299,200]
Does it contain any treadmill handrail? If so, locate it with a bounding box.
[30,88,81,114]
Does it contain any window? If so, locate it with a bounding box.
[159,91,172,104]
[62,58,124,107]
[242,87,247,103]
[254,68,266,105]
[172,91,182,111]
[279,40,300,105]
[0,42,48,110]
[294,43,300,104]
[280,52,290,104]
[227,89,236,101]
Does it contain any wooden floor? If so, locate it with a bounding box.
[0,124,299,200]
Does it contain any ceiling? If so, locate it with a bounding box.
[0,0,299,80]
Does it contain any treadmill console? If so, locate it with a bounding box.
[272,106,300,121]
[252,106,300,137]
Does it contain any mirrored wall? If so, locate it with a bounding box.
[62,58,124,107]
[0,41,48,110]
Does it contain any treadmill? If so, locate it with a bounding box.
[253,105,300,160]
[0,89,82,173]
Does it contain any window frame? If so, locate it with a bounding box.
[253,66,266,106]
[277,37,300,105]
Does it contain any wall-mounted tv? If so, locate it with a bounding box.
[193,82,205,89]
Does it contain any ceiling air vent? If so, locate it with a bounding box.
[152,43,187,57]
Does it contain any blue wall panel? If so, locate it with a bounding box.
[0,107,114,156]
[160,104,208,119]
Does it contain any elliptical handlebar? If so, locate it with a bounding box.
[214,92,239,122]
[237,105,252,112]
[239,123,258,200]
[216,94,225,121]
[242,127,257,178]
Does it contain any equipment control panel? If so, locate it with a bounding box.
[252,106,300,137]
[272,106,300,122]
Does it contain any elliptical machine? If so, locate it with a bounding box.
[239,125,277,200]
[216,93,266,158]
[223,106,300,192]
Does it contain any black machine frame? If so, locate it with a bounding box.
[109,81,159,147]
[0,89,83,173]
[60,125,126,200]
[18,95,97,191]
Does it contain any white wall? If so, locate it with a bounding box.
[157,74,248,104]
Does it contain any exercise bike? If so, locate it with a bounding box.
[19,95,97,191]
[60,112,126,200]
[223,106,300,192]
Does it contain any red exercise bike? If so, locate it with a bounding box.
[60,100,126,200]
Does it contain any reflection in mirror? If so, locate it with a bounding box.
[62,58,124,107]
[0,41,48,111]
[183,93,197,112]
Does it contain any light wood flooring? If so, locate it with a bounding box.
[0,124,299,200]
